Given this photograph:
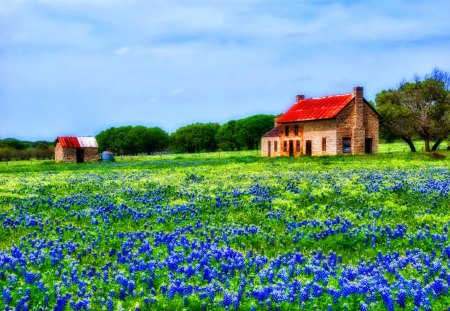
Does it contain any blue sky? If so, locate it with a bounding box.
[1,0,450,140]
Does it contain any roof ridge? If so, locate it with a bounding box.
[308,93,353,100]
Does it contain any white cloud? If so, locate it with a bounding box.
[114,46,130,56]
[169,89,184,96]
[1,0,450,139]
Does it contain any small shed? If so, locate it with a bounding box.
[55,136,98,163]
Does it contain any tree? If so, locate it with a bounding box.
[236,114,275,150]
[142,127,170,154]
[170,123,220,153]
[216,120,240,151]
[96,126,169,155]
[376,90,417,152]
[376,68,450,152]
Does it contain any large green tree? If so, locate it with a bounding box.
[236,114,275,150]
[216,120,240,151]
[170,123,220,153]
[96,126,169,155]
[376,68,450,152]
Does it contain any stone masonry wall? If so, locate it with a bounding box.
[84,148,99,162]
[364,106,379,154]
[336,100,356,155]
[261,137,281,157]
[336,99,379,155]
[55,145,77,163]
[278,120,336,156]
[302,119,337,156]
[279,123,304,157]
[352,87,365,154]
[54,143,98,163]
[54,143,64,162]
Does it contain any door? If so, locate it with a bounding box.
[268,141,271,157]
[289,140,294,157]
[365,138,373,154]
[76,149,84,163]
[306,140,312,156]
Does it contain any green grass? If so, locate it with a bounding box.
[0,141,449,310]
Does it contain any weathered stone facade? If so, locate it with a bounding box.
[261,87,379,157]
[54,143,98,163]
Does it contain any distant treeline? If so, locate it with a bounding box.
[97,114,275,155]
[0,114,275,160]
[0,139,54,161]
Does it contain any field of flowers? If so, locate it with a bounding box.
[1,152,450,310]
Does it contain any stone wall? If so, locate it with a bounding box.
[364,105,379,154]
[279,123,304,157]
[55,144,77,163]
[54,143,64,162]
[84,148,99,162]
[302,119,337,156]
[261,137,281,157]
[277,120,336,156]
[336,99,379,155]
[54,143,98,163]
[352,87,365,154]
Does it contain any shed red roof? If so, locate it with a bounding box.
[276,93,354,123]
[57,137,98,148]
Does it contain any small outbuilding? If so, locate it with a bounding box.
[55,136,98,163]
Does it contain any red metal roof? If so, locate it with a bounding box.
[276,93,354,123]
[57,137,98,148]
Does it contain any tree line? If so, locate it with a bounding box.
[96,114,275,155]
[3,67,449,160]
[0,139,54,162]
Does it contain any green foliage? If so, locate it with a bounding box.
[236,114,275,150]
[96,125,169,155]
[216,114,275,151]
[170,122,220,153]
[216,120,240,151]
[0,139,53,161]
[0,152,450,310]
[376,68,450,152]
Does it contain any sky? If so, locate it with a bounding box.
[1,0,450,141]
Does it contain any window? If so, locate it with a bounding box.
[294,125,299,135]
[343,137,351,153]
[322,137,327,152]
[274,141,278,152]
[296,140,300,151]
[285,126,289,136]
[283,141,287,152]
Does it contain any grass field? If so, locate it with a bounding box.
[0,143,449,310]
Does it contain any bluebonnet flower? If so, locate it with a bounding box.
[359,301,368,311]
[2,286,11,305]
[222,291,234,308]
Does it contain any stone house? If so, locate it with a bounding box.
[55,136,98,163]
[261,87,379,157]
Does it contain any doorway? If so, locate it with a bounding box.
[305,140,312,156]
[289,140,294,157]
[268,141,271,157]
[76,149,85,163]
[365,138,373,154]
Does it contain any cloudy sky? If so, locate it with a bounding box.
[1,0,450,140]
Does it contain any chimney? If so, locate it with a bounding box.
[296,95,305,102]
[353,86,363,99]
[353,86,364,129]
[352,86,365,154]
